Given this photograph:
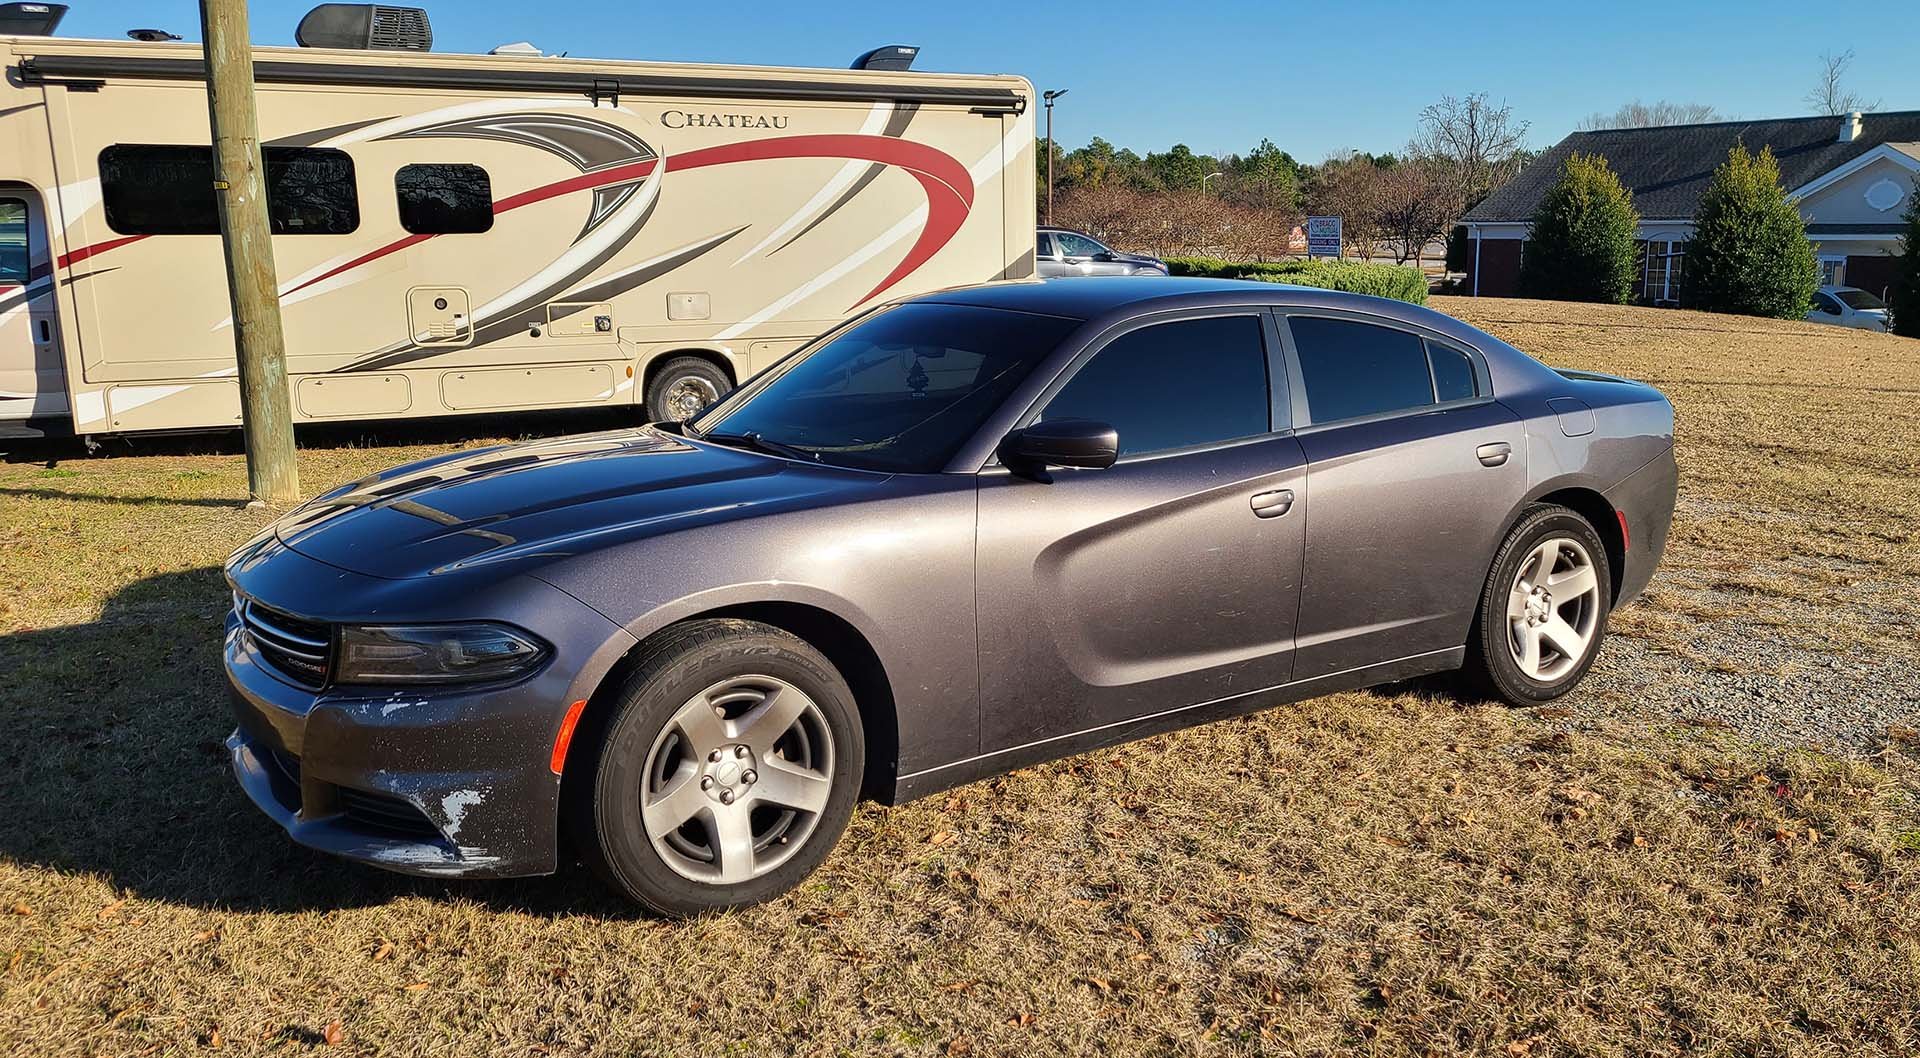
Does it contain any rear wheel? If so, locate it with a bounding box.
[645,356,731,422]
[1463,504,1611,706]
[565,619,864,916]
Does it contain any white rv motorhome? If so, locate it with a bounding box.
[0,6,1036,439]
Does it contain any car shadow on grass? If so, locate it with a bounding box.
[0,565,636,918]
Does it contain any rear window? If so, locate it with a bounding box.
[1289,316,1434,423]
[99,144,360,235]
[1837,288,1885,310]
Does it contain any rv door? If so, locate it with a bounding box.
[0,188,67,435]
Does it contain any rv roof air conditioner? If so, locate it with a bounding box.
[851,45,919,71]
[127,28,182,43]
[296,4,432,51]
[0,2,68,36]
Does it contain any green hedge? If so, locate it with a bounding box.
[1163,257,1428,305]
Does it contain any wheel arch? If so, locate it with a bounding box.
[640,346,741,394]
[558,601,901,811]
[1523,484,1626,603]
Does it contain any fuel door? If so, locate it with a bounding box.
[406,287,472,346]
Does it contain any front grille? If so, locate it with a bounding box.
[240,599,333,689]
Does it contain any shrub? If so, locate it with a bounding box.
[1685,144,1820,319]
[1517,153,1640,303]
[1890,180,1920,338]
[1162,257,1428,304]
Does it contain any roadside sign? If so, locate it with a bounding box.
[1307,216,1342,258]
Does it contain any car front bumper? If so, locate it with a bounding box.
[223,541,636,879]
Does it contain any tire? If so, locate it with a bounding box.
[1462,503,1612,706]
[564,619,865,916]
[644,356,731,423]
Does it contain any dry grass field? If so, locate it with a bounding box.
[2,298,1918,1057]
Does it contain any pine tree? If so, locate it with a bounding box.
[1889,180,1920,338]
[1518,153,1640,303]
[1684,145,1820,319]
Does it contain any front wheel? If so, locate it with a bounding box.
[645,356,731,422]
[565,620,864,916]
[1463,503,1612,706]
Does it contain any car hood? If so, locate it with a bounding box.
[272,427,889,580]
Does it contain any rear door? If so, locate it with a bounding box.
[1279,311,1527,679]
[0,189,65,427]
[975,311,1305,752]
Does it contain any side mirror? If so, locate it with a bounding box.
[1091,251,1116,262]
[999,419,1118,474]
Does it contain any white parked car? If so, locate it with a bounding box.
[1807,286,1889,332]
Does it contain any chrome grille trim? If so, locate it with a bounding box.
[239,597,333,689]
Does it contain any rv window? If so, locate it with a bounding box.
[0,199,26,284]
[395,164,494,235]
[99,145,360,236]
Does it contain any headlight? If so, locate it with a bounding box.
[335,623,549,685]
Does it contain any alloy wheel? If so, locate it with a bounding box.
[639,675,835,884]
[1505,536,1602,683]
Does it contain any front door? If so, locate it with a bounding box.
[975,312,1305,752]
[0,189,65,427]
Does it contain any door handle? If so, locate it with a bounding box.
[1250,489,1294,518]
[1476,442,1512,467]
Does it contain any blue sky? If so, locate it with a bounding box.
[52,1,1915,160]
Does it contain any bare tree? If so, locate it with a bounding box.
[1576,100,1724,130]
[1411,93,1531,210]
[1805,49,1880,115]
[1373,160,1461,267]
[1309,154,1389,261]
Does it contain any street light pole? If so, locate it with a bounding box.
[1203,170,1224,194]
[1043,88,1067,225]
[200,0,300,504]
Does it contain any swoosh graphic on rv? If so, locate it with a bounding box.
[57,133,972,310]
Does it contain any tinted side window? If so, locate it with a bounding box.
[0,198,25,284]
[396,163,494,234]
[1428,340,1479,403]
[1289,316,1433,423]
[1055,232,1104,257]
[1042,316,1269,456]
[100,145,358,235]
[1037,232,1056,257]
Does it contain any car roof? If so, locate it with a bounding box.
[912,276,1391,321]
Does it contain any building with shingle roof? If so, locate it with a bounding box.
[1460,110,1920,304]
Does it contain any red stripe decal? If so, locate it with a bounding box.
[55,133,975,306]
[57,234,146,270]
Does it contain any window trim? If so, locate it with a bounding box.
[1276,309,1494,433]
[394,162,495,235]
[993,307,1292,468]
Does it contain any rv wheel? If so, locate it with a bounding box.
[647,356,732,422]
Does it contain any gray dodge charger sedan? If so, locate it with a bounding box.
[224,278,1676,914]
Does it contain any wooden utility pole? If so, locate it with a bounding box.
[199,0,299,503]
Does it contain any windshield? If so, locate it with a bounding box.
[691,303,1080,473]
[1836,289,1886,310]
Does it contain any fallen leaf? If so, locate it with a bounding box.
[322,1020,343,1046]
[1131,952,1152,962]
[372,940,394,961]
[9,903,29,916]
[98,898,128,919]
[402,982,429,992]
[193,930,219,944]
[927,830,957,848]
[946,1037,973,1057]
[1082,977,1113,993]
[207,1027,223,1049]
